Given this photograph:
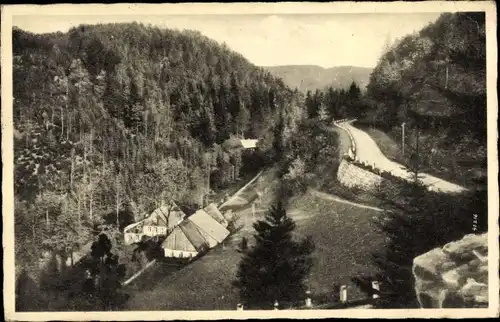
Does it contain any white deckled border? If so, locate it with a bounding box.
[2,2,498,320]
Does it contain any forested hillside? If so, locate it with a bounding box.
[360,12,486,186]
[12,22,304,278]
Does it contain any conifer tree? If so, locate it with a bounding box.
[233,200,315,309]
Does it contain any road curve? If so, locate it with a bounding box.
[340,121,467,194]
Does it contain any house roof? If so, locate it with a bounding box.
[179,220,210,252]
[222,138,259,150]
[203,203,228,227]
[240,139,258,149]
[188,209,230,247]
[161,225,198,253]
[144,203,186,228]
[123,220,144,233]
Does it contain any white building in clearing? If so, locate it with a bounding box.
[123,202,186,245]
[187,209,230,248]
[222,138,259,151]
[161,220,210,260]
[161,207,230,259]
[124,201,232,261]
[203,203,228,228]
[239,139,258,150]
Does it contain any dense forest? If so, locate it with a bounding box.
[12,22,306,281]
[304,81,366,121]
[11,11,489,311]
[360,12,487,186]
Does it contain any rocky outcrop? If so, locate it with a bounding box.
[413,233,488,308]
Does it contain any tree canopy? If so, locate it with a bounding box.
[366,12,485,139]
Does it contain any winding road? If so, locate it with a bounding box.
[339,121,467,194]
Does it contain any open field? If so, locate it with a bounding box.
[288,191,386,304]
[125,176,386,310]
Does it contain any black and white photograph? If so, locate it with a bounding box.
[2,2,498,320]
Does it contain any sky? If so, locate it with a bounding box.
[12,13,443,68]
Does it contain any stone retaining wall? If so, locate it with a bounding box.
[337,159,384,191]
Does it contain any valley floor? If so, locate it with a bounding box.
[125,168,386,310]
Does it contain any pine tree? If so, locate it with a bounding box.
[233,201,315,309]
[317,104,329,122]
[272,112,286,162]
[305,90,316,119]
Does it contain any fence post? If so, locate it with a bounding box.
[305,290,312,308]
[340,285,347,304]
[372,281,380,299]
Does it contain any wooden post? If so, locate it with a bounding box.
[372,281,380,299]
[445,64,449,89]
[207,160,211,194]
[116,174,120,229]
[305,290,312,308]
[401,122,406,157]
[340,285,347,304]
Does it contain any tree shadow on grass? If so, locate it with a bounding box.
[16,269,48,311]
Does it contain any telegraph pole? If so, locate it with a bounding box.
[401,122,406,157]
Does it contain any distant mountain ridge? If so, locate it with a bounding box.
[263,65,373,93]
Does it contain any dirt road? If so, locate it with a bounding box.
[340,121,467,194]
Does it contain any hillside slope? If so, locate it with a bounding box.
[361,12,486,187]
[263,65,372,93]
[12,23,304,282]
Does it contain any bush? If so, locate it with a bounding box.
[282,157,310,198]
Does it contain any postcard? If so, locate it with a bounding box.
[2,2,498,320]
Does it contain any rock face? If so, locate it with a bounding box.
[413,233,488,308]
